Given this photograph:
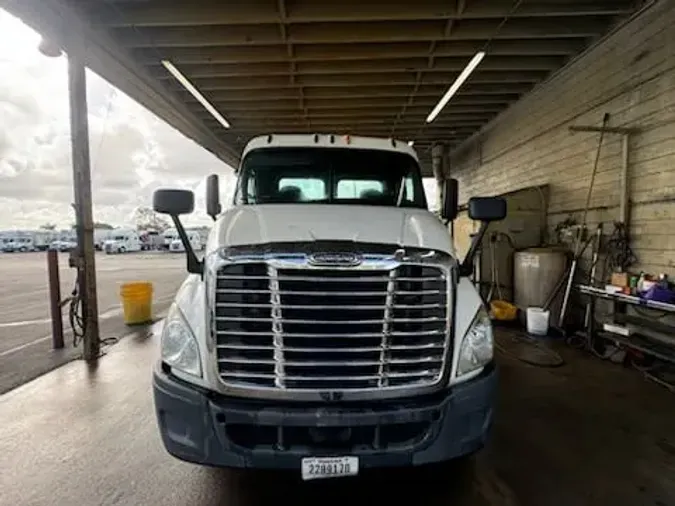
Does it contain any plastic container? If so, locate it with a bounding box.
[514,248,567,326]
[526,307,550,336]
[490,300,518,321]
[120,281,154,325]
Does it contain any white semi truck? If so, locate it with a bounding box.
[103,229,142,254]
[169,231,203,253]
[151,134,505,480]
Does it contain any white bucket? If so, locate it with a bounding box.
[526,307,550,336]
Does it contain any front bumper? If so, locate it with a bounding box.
[153,364,497,469]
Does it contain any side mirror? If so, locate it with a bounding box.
[152,189,202,276]
[468,196,507,222]
[206,174,222,221]
[153,189,194,216]
[459,196,507,277]
[441,178,459,221]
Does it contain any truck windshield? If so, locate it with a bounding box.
[236,147,428,208]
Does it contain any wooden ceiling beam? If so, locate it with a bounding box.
[147,55,565,75]
[193,83,532,102]
[184,71,546,90]
[113,19,604,47]
[92,1,634,27]
[138,43,572,65]
[195,106,501,119]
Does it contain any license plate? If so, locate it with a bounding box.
[301,456,359,481]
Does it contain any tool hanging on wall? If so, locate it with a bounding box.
[558,113,610,328]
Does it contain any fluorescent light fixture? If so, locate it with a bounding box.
[162,60,231,129]
[426,51,486,124]
[408,141,414,146]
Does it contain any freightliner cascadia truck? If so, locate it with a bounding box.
[151,134,506,481]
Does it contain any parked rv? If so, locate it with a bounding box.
[2,234,36,252]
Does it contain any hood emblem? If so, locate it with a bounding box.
[308,252,362,267]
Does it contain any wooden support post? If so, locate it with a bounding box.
[47,250,64,350]
[68,56,100,362]
[620,134,630,227]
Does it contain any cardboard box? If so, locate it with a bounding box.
[611,272,629,288]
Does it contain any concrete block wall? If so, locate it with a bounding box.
[450,0,675,277]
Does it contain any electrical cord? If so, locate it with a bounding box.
[66,271,119,349]
[602,222,637,277]
[495,329,565,368]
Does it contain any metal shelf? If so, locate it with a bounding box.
[578,285,675,313]
[599,332,675,365]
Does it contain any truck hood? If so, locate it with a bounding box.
[210,204,454,254]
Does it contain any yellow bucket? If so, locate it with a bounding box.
[120,281,154,325]
[490,300,518,321]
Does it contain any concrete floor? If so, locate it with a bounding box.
[0,325,673,506]
[0,252,185,394]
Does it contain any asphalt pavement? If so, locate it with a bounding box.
[0,323,509,506]
[0,251,185,394]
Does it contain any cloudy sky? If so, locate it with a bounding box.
[0,9,437,231]
[0,9,237,230]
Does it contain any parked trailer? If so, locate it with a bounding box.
[1,231,44,252]
[140,230,164,251]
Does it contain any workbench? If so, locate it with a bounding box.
[578,285,675,364]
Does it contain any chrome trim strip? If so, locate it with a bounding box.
[215,329,446,338]
[216,289,442,296]
[221,371,438,381]
[378,269,397,387]
[218,357,442,366]
[217,275,444,283]
[214,316,445,324]
[217,343,445,352]
[268,264,285,388]
[215,302,444,310]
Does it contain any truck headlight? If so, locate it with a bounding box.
[456,308,493,377]
[162,307,202,377]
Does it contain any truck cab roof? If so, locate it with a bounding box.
[241,134,418,165]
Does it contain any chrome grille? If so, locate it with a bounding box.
[213,261,449,393]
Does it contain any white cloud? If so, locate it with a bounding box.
[0,9,237,230]
[0,9,442,232]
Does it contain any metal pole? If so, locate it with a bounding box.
[68,56,100,362]
[431,143,446,212]
[583,224,603,331]
[47,250,64,349]
[559,113,610,328]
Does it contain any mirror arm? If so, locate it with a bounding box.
[459,221,489,277]
[170,215,203,277]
